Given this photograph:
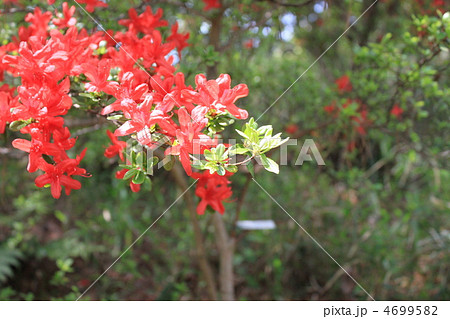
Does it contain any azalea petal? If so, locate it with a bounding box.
[177,107,190,131]
[130,182,141,193]
[35,174,51,188]
[196,199,207,215]
[12,139,31,152]
[51,179,62,199]
[180,149,192,176]
[61,175,81,190]
[115,121,136,136]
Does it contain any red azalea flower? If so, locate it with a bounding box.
[82,59,118,95]
[432,0,446,13]
[390,104,403,119]
[151,72,193,113]
[12,133,61,173]
[202,0,221,11]
[0,91,12,134]
[324,101,337,114]
[25,7,52,39]
[104,130,127,161]
[244,39,254,49]
[77,0,108,13]
[181,73,249,119]
[113,95,171,146]
[191,171,232,215]
[285,124,299,135]
[119,6,168,34]
[165,107,214,176]
[101,72,148,115]
[52,2,77,29]
[335,75,352,93]
[167,22,190,54]
[35,150,88,199]
[53,127,77,152]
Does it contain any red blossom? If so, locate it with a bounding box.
[0,91,13,134]
[335,75,352,93]
[202,0,222,11]
[25,7,52,39]
[165,107,214,176]
[119,6,168,34]
[104,130,127,161]
[34,149,88,199]
[244,39,254,49]
[167,22,190,55]
[82,59,118,95]
[0,3,250,212]
[285,124,299,135]
[181,74,249,119]
[12,133,61,173]
[76,0,108,13]
[390,104,404,119]
[52,2,77,29]
[191,171,232,215]
[323,101,337,114]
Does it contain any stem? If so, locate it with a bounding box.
[212,212,236,301]
[231,155,255,166]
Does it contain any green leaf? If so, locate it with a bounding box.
[123,169,137,180]
[132,170,146,184]
[135,152,144,167]
[217,165,226,176]
[130,151,137,165]
[215,144,227,160]
[204,149,215,161]
[257,125,273,137]
[236,129,250,140]
[228,144,249,156]
[225,165,238,173]
[119,164,134,170]
[204,161,218,174]
[259,154,279,174]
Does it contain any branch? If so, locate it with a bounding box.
[257,0,315,8]
[212,212,235,300]
[154,148,218,300]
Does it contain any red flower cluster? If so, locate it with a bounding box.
[335,75,352,94]
[1,5,97,198]
[324,76,371,150]
[415,0,447,14]
[47,0,107,12]
[1,3,245,215]
[192,171,232,215]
